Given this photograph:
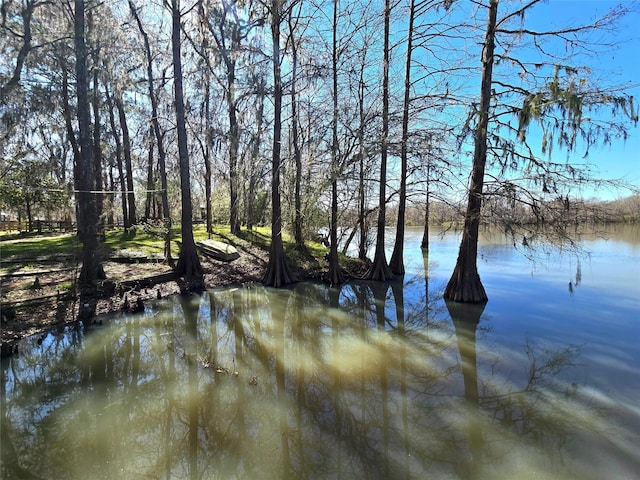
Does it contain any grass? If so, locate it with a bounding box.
[0,234,81,260]
[0,224,334,273]
[102,229,172,256]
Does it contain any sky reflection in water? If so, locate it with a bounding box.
[2,225,639,479]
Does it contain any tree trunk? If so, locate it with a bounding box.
[365,0,393,281]
[129,0,172,265]
[327,0,345,285]
[104,84,128,229]
[443,0,497,304]
[74,0,105,296]
[25,199,32,232]
[115,95,136,228]
[61,63,80,175]
[262,0,295,288]
[421,182,430,251]
[89,12,103,232]
[204,89,213,235]
[247,78,266,231]
[288,10,305,251]
[357,62,368,261]
[197,0,212,236]
[171,0,203,290]
[390,0,416,276]
[145,125,154,219]
[228,67,241,235]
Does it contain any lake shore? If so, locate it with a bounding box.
[1,239,361,357]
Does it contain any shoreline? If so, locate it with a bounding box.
[1,239,347,357]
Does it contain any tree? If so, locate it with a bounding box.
[196,0,213,236]
[445,0,638,303]
[443,0,496,304]
[0,157,65,230]
[170,0,204,290]
[104,83,128,230]
[74,0,105,293]
[201,0,261,236]
[287,3,306,252]
[114,94,136,229]
[326,0,346,285]
[262,0,296,287]
[0,0,39,103]
[364,0,393,281]
[128,0,173,264]
[389,0,418,275]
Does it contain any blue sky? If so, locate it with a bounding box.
[526,0,640,199]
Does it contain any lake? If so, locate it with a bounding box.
[2,224,639,479]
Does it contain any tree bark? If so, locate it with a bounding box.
[197,0,212,235]
[61,63,80,175]
[171,0,203,290]
[89,11,103,231]
[144,125,154,219]
[365,0,394,281]
[115,95,136,229]
[104,83,128,228]
[207,0,242,235]
[288,10,305,251]
[74,0,105,295]
[390,0,416,276]
[357,58,368,261]
[262,0,295,287]
[129,0,172,264]
[327,0,345,285]
[247,78,266,231]
[420,178,430,251]
[443,0,497,304]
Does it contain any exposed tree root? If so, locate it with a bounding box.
[364,256,395,281]
[175,246,205,293]
[262,242,296,287]
[443,264,488,304]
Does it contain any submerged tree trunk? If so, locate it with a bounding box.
[365,0,393,281]
[443,0,497,304]
[421,183,430,251]
[171,0,203,290]
[390,0,416,276]
[262,0,295,287]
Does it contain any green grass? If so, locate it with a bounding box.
[0,234,81,260]
[0,224,333,269]
[102,229,170,256]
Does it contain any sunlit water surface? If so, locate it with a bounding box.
[2,225,639,479]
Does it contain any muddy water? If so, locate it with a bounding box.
[2,225,639,479]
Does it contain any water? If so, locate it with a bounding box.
[2,225,639,479]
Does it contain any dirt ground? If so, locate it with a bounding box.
[1,238,333,357]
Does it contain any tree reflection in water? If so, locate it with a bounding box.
[1,279,612,479]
